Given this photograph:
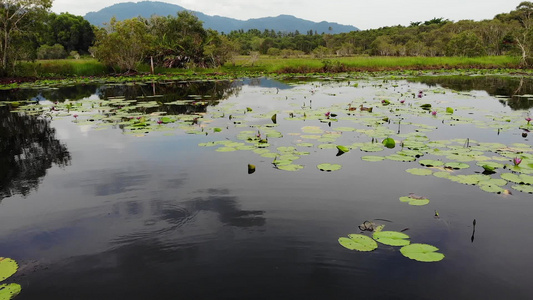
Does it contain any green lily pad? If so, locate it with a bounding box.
[336,145,350,153]
[361,155,386,162]
[360,144,384,152]
[501,173,525,184]
[0,283,21,300]
[382,137,396,149]
[400,243,445,262]
[444,162,470,169]
[512,185,533,193]
[373,231,410,246]
[0,258,18,281]
[216,147,237,152]
[399,196,430,206]
[276,164,304,171]
[480,184,505,193]
[433,171,452,178]
[386,154,417,162]
[317,163,342,172]
[406,168,433,176]
[419,159,444,167]
[338,234,378,252]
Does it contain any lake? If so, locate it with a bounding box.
[1,75,532,299]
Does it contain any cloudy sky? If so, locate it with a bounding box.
[51,0,519,30]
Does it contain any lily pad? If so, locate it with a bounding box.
[338,234,378,252]
[361,155,386,162]
[373,231,410,246]
[336,145,350,153]
[419,159,444,167]
[512,185,533,193]
[399,196,430,206]
[0,283,21,300]
[317,163,342,172]
[0,258,18,281]
[382,137,396,149]
[276,164,304,172]
[444,162,470,170]
[400,243,445,262]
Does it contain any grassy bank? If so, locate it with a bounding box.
[226,55,521,73]
[9,55,523,79]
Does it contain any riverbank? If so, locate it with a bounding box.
[0,55,528,88]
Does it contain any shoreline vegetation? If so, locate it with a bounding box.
[0,55,526,88]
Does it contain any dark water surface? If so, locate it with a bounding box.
[1,76,533,299]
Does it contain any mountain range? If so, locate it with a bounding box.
[84,1,359,34]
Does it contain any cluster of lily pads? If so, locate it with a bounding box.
[5,77,533,196]
[338,225,444,262]
[0,257,20,300]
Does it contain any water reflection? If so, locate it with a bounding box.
[410,76,533,110]
[0,106,71,200]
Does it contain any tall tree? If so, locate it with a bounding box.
[0,0,52,75]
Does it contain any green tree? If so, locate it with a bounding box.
[446,31,486,56]
[0,0,52,75]
[148,11,208,68]
[93,17,153,72]
[39,12,94,53]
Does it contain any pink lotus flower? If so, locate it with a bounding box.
[325,111,331,119]
[526,117,532,124]
[513,157,522,166]
[73,114,78,118]
[157,120,163,124]
[400,100,405,104]
[431,111,437,116]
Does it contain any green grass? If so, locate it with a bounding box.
[225,55,521,73]
[14,58,108,77]
[8,55,522,79]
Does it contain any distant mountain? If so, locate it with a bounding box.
[84,1,359,34]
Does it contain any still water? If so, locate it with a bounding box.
[1,76,533,299]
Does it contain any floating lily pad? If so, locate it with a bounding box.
[336,145,350,153]
[433,171,452,178]
[338,234,378,252]
[373,231,410,246]
[276,164,304,171]
[386,154,417,162]
[480,184,505,193]
[361,155,385,162]
[501,173,525,184]
[0,283,21,300]
[512,185,533,193]
[0,258,18,281]
[400,243,445,262]
[444,162,470,169]
[382,137,396,149]
[419,159,444,167]
[399,196,430,206]
[406,168,433,176]
[317,163,342,172]
[360,144,384,152]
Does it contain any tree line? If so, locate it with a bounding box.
[2,1,533,75]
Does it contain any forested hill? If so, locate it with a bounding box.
[84,1,359,34]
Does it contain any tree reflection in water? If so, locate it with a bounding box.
[0,105,71,200]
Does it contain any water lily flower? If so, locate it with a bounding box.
[513,157,522,166]
[325,111,331,119]
[400,99,405,104]
[526,117,532,124]
[73,114,78,118]
[431,111,437,116]
[157,120,163,124]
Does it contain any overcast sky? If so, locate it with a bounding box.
[51,0,519,30]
